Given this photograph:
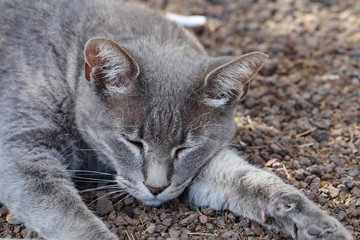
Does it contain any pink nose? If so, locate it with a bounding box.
[145,185,168,195]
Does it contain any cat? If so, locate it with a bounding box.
[0,0,353,239]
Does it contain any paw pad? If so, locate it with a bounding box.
[308,224,323,236]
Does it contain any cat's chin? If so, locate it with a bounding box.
[136,193,175,206]
[135,192,180,207]
[140,199,165,207]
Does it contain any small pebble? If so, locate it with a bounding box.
[314,119,331,129]
[323,163,336,173]
[124,197,135,206]
[344,178,354,189]
[266,76,279,84]
[270,143,284,155]
[299,156,312,167]
[216,219,226,227]
[310,177,321,191]
[297,117,313,132]
[312,130,330,142]
[351,188,360,198]
[347,168,359,177]
[123,206,134,218]
[168,228,181,238]
[199,215,208,224]
[155,224,168,233]
[294,169,305,180]
[327,184,340,199]
[251,222,264,236]
[206,223,214,230]
[308,165,321,175]
[163,217,173,227]
[329,155,340,164]
[338,210,347,221]
[337,184,347,192]
[96,198,114,216]
[146,223,156,234]
[221,230,237,238]
[180,213,199,226]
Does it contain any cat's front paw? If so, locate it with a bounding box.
[295,216,353,240]
[267,193,353,240]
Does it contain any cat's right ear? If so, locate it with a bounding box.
[84,37,140,94]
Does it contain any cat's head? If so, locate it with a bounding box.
[75,37,267,206]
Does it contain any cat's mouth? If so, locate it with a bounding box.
[144,177,193,204]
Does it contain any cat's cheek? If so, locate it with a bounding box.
[130,149,142,161]
[116,138,144,163]
[126,144,144,160]
[173,152,202,176]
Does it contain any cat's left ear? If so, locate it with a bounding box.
[201,52,268,107]
[84,37,140,93]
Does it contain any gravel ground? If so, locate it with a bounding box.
[1,0,359,239]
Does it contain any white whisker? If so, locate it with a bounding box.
[79,184,120,193]
[68,170,114,176]
[71,176,117,183]
[115,193,133,203]
[184,112,213,132]
[76,148,101,151]
[87,190,124,206]
[112,192,129,200]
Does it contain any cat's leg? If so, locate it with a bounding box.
[186,149,352,240]
[0,140,118,240]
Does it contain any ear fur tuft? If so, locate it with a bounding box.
[84,37,140,94]
[202,52,268,108]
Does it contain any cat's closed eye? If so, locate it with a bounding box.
[173,146,191,160]
[125,139,144,151]
[119,137,144,157]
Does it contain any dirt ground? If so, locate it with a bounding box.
[0,0,359,239]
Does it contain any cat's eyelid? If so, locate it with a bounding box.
[127,139,143,148]
[118,136,145,150]
[174,145,191,151]
[171,145,192,160]
[124,137,142,144]
[119,134,140,142]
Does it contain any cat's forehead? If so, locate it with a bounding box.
[141,105,185,144]
[132,44,207,85]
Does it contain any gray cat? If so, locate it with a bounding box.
[0,0,353,240]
